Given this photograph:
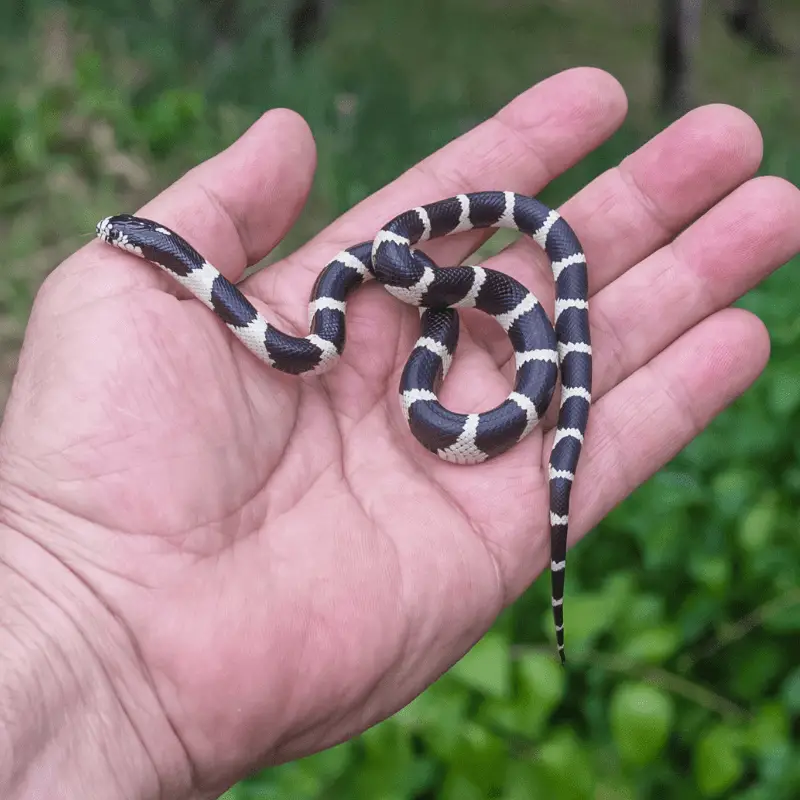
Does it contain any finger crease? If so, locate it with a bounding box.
[196,181,250,269]
[616,163,676,240]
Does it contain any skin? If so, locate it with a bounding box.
[0,67,798,799]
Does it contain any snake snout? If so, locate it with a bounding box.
[96,216,113,242]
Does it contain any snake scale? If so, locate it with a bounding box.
[96,190,592,664]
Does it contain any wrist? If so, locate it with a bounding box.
[0,517,190,799]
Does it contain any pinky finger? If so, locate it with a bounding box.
[559,307,770,547]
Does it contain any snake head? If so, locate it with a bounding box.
[95,213,144,243]
[95,214,152,257]
[95,216,115,243]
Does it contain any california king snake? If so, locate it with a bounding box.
[96,190,592,664]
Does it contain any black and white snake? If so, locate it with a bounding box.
[96,190,592,664]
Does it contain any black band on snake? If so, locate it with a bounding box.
[96,190,592,664]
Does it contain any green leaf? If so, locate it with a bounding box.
[481,695,535,739]
[781,667,800,713]
[729,642,785,700]
[651,469,705,509]
[395,677,468,758]
[440,721,507,795]
[502,761,546,799]
[351,719,428,799]
[678,594,726,640]
[767,365,800,415]
[609,682,675,765]
[694,725,745,796]
[712,469,757,519]
[621,625,682,664]
[757,740,795,787]
[744,703,789,755]
[730,789,772,800]
[229,768,280,797]
[619,594,665,636]
[440,771,486,800]
[763,598,800,632]
[690,554,731,593]
[481,649,565,738]
[517,650,565,714]
[536,729,595,800]
[450,632,510,698]
[297,741,353,786]
[273,759,323,798]
[545,590,617,658]
[738,495,779,553]
[594,781,637,800]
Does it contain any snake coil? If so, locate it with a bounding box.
[97,190,592,663]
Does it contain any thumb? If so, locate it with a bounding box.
[40,108,317,313]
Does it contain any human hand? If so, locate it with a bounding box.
[2,67,798,798]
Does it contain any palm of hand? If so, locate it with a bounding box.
[2,70,797,794]
[6,189,553,773]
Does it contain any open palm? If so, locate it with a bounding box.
[1,69,798,797]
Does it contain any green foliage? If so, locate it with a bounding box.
[2,0,800,797]
[610,682,675,766]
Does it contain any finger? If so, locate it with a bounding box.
[492,103,764,297]
[587,175,800,404]
[471,173,799,417]
[140,108,316,276]
[568,103,763,293]
[251,67,628,306]
[553,306,769,557]
[464,103,764,338]
[62,108,317,307]
[296,99,761,390]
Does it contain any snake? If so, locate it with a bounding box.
[96,190,592,664]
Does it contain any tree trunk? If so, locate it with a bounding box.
[659,0,703,116]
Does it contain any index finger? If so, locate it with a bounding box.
[254,67,628,301]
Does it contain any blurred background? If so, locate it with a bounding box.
[1,0,799,797]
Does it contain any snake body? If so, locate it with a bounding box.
[96,190,592,663]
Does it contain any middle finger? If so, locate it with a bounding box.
[466,103,765,369]
[484,173,799,433]
[482,103,764,302]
